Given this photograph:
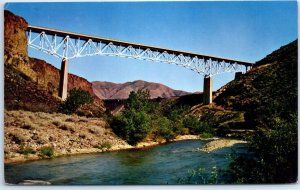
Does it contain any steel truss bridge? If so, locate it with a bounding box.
[26,25,253,104]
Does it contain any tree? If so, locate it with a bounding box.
[126,89,152,112]
[59,88,93,114]
[110,110,151,145]
[110,90,152,145]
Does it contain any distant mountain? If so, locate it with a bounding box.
[92,80,190,99]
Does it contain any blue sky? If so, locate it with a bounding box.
[5,1,297,92]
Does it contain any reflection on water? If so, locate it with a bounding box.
[5,140,247,185]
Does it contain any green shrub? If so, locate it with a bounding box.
[40,146,54,158]
[163,104,190,121]
[183,116,213,135]
[110,110,151,145]
[183,116,200,134]
[59,88,93,114]
[155,117,176,141]
[19,145,36,155]
[200,132,214,139]
[181,128,189,135]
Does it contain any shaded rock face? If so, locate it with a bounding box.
[4,10,28,65]
[29,58,94,97]
[5,64,61,113]
[92,80,190,99]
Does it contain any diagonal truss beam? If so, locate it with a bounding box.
[27,25,253,77]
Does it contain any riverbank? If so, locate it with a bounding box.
[5,134,245,164]
[4,111,204,164]
[5,110,247,164]
[4,133,204,164]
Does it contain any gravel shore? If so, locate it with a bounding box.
[199,139,247,153]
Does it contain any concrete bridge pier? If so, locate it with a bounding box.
[58,58,69,100]
[203,75,212,105]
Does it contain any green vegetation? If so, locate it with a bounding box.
[182,116,213,136]
[110,90,152,145]
[59,88,93,114]
[155,117,175,141]
[19,145,36,155]
[40,146,54,158]
[200,132,214,139]
[110,89,214,145]
[228,115,297,183]
[111,110,151,145]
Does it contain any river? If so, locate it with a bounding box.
[5,140,248,185]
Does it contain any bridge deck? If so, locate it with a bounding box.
[27,25,253,67]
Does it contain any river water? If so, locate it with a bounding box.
[5,140,248,185]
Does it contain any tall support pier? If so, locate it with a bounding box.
[58,58,69,100]
[203,76,212,105]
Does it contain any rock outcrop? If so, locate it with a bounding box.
[4,10,105,114]
[4,10,29,66]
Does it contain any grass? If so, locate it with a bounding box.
[40,146,54,158]
[19,145,36,155]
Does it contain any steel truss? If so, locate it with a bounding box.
[27,26,252,77]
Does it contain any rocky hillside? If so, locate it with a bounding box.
[5,64,60,113]
[4,110,131,164]
[92,80,190,99]
[213,40,297,184]
[214,40,297,126]
[191,40,297,132]
[4,10,105,114]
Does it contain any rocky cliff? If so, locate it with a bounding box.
[92,80,190,99]
[28,58,94,97]
[4,10,28,66]
[4,10,104,113]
